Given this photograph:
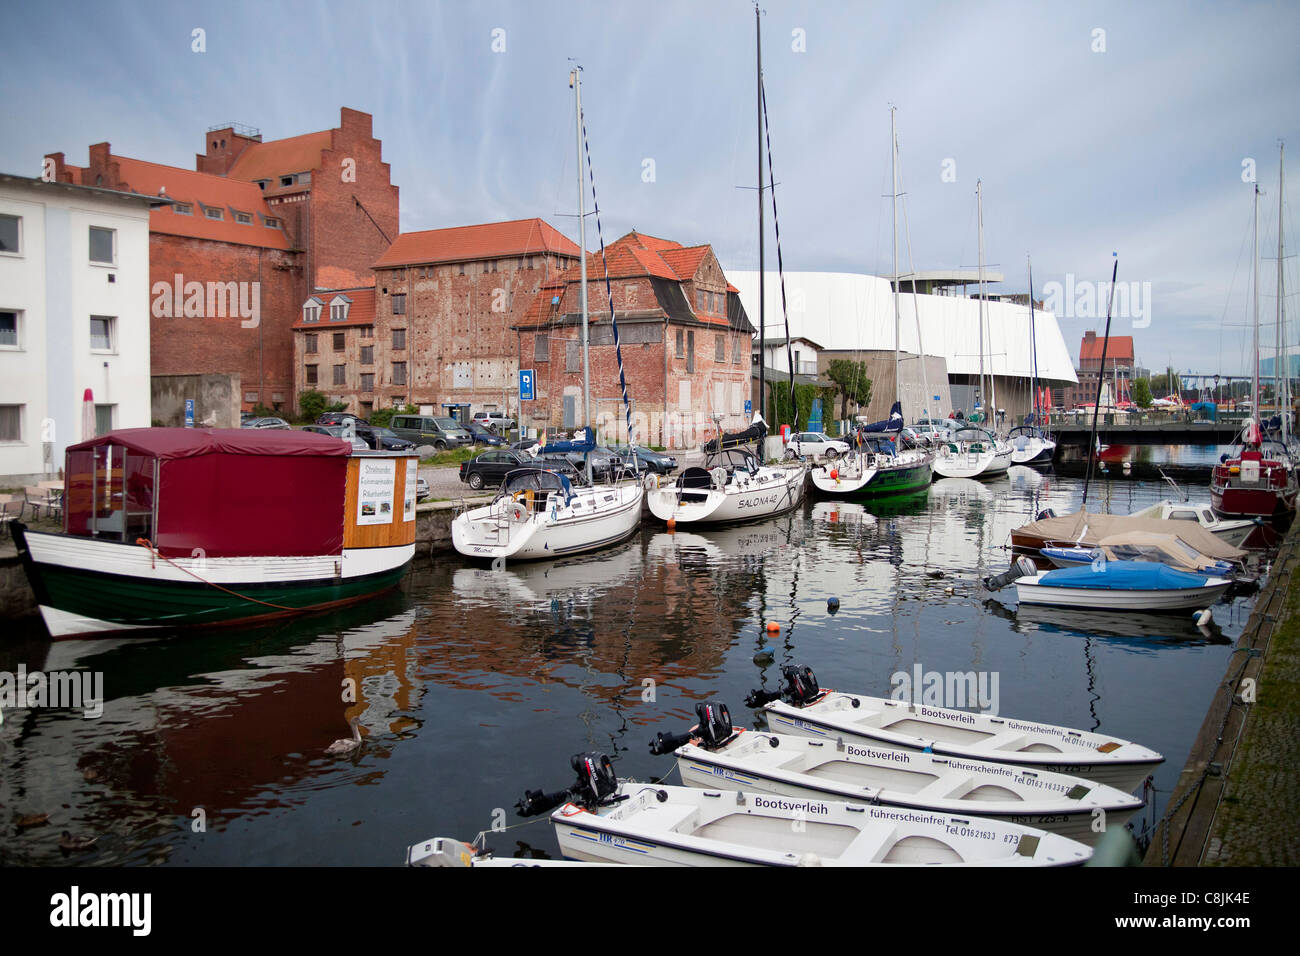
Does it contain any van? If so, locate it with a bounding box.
[389,415,473,449]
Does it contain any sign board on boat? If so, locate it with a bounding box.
[403,461,417,522]
[357,459,396,526]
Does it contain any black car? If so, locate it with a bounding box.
[316,412,368,427]
[463,421,506,447]
[610,445,678,475]
[460,449,574,490]
[534,448,624,484]
[354,424,416,451]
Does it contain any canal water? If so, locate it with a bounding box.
[0,465,1270,866]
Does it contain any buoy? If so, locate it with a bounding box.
[766,621,780,633]
[827,597,840,613]
[753,649,775,665]
[830,469,838,481]
[666,517,676,531]
[1194,608,1213,627]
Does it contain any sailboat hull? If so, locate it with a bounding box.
[453,484,644,561]
[647,464,806,526]
[811,454,932,499]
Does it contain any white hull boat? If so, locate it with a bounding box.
[656,719,1141,846]
[1127,499,1258,549]
[452,468,643,561]
[550,782,1090,866]
[932,427,1012,479]
[1009,434,1056,468]
[647,452,806,526]
[749,666,1163,792]
[407,837,625,867]
[1015,562,1231,613]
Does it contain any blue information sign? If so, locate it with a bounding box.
[184,399,195,428]
[519,369,535,401]
[744,399,752,415]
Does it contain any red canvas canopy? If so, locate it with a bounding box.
[65,428,351,558]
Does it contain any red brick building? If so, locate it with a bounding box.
[1064,330,1135,407]
[46,108,398,416]
[514,231,754,448]
[347,219,582,417]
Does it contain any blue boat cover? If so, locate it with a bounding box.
[861,401,904,433]
[541,427,594,454]
[1037,561,1211,590]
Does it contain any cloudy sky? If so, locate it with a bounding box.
[3,0,1298,379]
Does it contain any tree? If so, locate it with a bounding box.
[825,359,873,420]
[370,404,417,428]
[1130,378,1153,408]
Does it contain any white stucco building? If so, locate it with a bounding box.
[0,173,158,483]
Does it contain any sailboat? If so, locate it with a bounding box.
[934,181,1011,479]
[452,69,644,560]
[810,108,932,500]
[1211,151,1299,519]
[1009,256,1057,467]
[646,9,807,527]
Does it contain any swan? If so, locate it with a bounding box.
[326,716,362,755]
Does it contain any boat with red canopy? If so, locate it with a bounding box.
[1210,421,1298,519]
[10,428,419,637]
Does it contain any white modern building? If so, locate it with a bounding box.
[0,173,158,483]
[730,270,1078,422]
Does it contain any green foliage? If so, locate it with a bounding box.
[1130,378,1153,409]
[250,402,274,418]
[825,360,873,420]
[767,382,835,431]
[298,390,329,422]
[370,403,418,428]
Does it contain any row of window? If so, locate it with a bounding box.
[305,363,405,390]
[303,329,402,355]
[1,215,120,266]
[695,289,725,315]
[0,311,116,351]
[387,256,549,282]
[0,403,115,442]
[529,329,745,367]
[171,203,280,228]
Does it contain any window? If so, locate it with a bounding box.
[534,333,549,363]
[303,304,320,323]
[686,331,695,372]
[172,203,193,216]
[280,175,294,187]
[392,294,407,315]
[360,325,374,339]
[244,391,259,403]
[360,345,373,365]
[256,180,269,191]
[361,373,374,392]
[0,311,18,348]
[264,217,280,228]
[0,214,19,254]
[235,211,253,225]
[89,227,114,264]
[695,290,705,312]
[566,340,580,373]
[458,263,465,276]
[392,396,406,408]
[305,333,317,354]
[733,336,742,364]
[94,404,114,436]
[333,332,345,351]
[392,362,407,386]
[330,303,348,321]
[299,171,311,184]
[676,329,684,359]
[0,404,20,442]
[715,335,725,361]
[90,315,114,351]
[204,206,223,221]
[305,365,318,385]
[333,365,346,386]
[392,328,406,350]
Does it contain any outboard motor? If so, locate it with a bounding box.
[983,556,1039,592]
[650,701,736,755]
[782,664,821,706]
[516,750,625,817]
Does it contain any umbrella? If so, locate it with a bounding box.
[81,388,95,440]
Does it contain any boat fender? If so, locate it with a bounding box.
[506,501,528,522]
[710,467,728,490]
[827,596,840,613]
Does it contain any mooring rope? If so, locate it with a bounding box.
[134,538,306,612]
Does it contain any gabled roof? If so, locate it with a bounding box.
[1079,333,1135,363]
[374,218,580,268]
[227,130,333,183]
[108,156,290,250]
[292,287,376,329]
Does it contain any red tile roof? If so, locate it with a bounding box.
[658,245,710,280]
[227,130,333,183]
[374,218,581,268]
[292,288,376,329]
[1079,333,1135,363]
[109,156,291,250]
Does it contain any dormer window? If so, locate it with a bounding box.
[203,205,223,221]
[235,211,253,225]
[328,294,352,322]
[173,202,193,216]
[302,298,323,323]
[280,176,294,187]
[261,213,280,228]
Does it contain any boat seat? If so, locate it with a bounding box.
[634,803,700,834]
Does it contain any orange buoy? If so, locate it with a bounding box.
[829,469,839,481]
[766,621,780,633]
[666,518,676,531]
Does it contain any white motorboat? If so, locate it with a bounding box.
[1015,561,1231,613]
[406,837,623,867]
[1127,499,1259,549]
[651,703,1142,845]
[647,435,806,527]
[1038,531,1240,577]
[452,465,643,561]
[748,665,1163,792]
[931,426,1012,479]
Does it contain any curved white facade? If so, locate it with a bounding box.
[729,271,1078,385]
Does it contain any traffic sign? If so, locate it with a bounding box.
[519,369,535,401]
[185,399,194,428]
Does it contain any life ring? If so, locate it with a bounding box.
[642,472,659,491]
[505,501,528,522]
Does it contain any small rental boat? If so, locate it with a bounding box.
[747,665,1163,793]
[1015,561,1231,613]
[646,419,806,527]
[515,751,1091,866]
[649,702,1142,846]
[1127,499,1259,549]
[11,428,418,638]
[406,837,622,867]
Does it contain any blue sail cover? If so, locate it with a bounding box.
[1036,561,1212,590]
[541,427,595,454]
[861,401,905,434]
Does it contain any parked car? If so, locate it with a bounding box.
[316,412,368,427]
[472,410,517,435]
[463,421,506,446]
[302,424,369,452]
[783,431,850,460]
[242,416,291,430]
[416,476,430,501]
[388,414,473,450]
[610,445,678,476]
[536,446,626,483]
[459,449,543,490]
[354,425,416,452]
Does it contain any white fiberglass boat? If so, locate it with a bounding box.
[748,665,1163,792]
[651,703,1142,845]
[1015,561,1231,613]
[932,426,1012,479]
[647,429,805,527]
[452,466,643,561]
[1008,425,1056,468]
[1127,499,1258,549]
[809,433,932,500]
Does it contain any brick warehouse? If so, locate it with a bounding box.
[514,231,754,448]
[46,108,398,418]
[346,219,582,417]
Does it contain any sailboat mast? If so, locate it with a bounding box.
[573,68,591,435]
[1253,182,1260,430]
[977,180,987,421]
[1279,142,1288,445]
[1028,255,1039,422]
[891,106,901,412]
[756,4,765,424]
